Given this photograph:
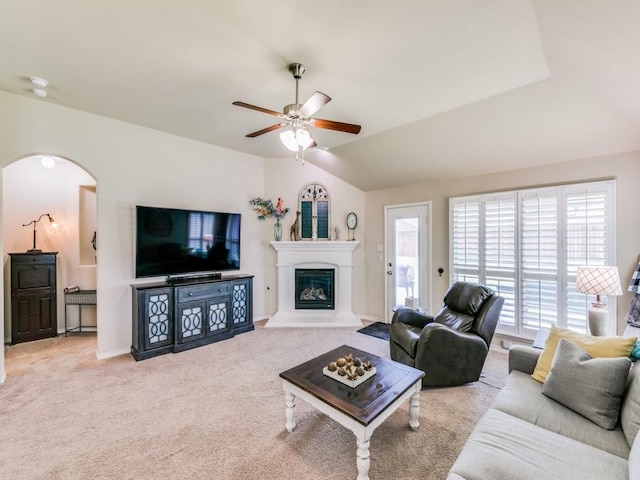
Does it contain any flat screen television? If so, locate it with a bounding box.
[135,205,241,278]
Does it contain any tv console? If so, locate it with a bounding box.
[131,273,253,361]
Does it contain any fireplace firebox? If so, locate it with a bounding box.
[295,269,335,310]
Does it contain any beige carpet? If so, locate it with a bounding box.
[0,324,508,480]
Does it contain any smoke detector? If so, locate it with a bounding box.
[30,76,48,98]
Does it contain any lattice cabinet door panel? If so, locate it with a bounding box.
[206,298,232,338]
[142,288,174,351]
[176,302,205,344]
[132,286,174,361]
[231,278,254,334]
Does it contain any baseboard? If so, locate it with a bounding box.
[360,314,386,324]
[57,327,97,335]
[96,347,131,360]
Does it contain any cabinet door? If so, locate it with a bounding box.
[11,297,33,339]
[34,293,56,335]
[231,279,253,332]
[11,293,56,342]
[176,301,206,344]
[142,289,173,350]
[205,297,232,337]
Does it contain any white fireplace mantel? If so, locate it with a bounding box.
[268,241,360,328]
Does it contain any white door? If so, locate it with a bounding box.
[385,202,431,322]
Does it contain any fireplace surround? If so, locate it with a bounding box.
[268,241,360,327]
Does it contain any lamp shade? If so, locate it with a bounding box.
[576,266,622,296]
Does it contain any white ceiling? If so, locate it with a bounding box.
[1,0,639,191]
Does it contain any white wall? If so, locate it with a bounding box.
[0,91,265,370]
[3,156,96,340]
[263,157,366,316]
[363,151,640,335]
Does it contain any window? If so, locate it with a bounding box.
[450,180,615,338]
[298,182,331,240]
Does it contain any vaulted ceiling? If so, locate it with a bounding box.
[1,1,639,191]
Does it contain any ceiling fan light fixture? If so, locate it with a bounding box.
[280,126,314,152]
[295,127,314,149]
[279,129,299,152]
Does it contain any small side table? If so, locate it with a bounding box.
[64,290,97,336]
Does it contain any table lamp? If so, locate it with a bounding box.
[576,266,622,336]
[22,213,59,253]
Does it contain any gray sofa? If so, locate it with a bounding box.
[448,345,640,480]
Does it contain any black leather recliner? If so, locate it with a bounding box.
[390,282,504,387]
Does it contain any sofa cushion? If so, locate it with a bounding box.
[447,409,629,480]
[532,324,636,383]
[630,436,640,480]
[541,339,630,430]
[622,365,640,448]
[492,370,630,458]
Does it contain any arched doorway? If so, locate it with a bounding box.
[2,154,97,378]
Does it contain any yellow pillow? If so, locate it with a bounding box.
[531,325,636,383]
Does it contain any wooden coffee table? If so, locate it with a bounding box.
[279,345,424,480]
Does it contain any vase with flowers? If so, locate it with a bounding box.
[249,196,290,241]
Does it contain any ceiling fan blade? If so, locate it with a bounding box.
[310,118,362,135]
[299,91,331,118]
[233,101,284,118]
[246,123,287,138]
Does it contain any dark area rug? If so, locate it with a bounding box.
[357,321,390,341]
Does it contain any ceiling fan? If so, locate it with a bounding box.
[233,63,361,161]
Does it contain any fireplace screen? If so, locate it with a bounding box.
[295,269,335,310]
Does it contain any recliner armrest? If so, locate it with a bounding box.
[391,307,435,329]
[508,345,541,375]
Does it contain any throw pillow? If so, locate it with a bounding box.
[531,324,636,383]
[633,340,640,362]
[542,339,631,430]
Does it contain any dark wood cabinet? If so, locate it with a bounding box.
[132,286,174,359]
[174,282,234,352]
[131,275,253,361]
[10,252,58,344]
[231,277,253,334]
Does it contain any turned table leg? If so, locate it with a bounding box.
[356,437,370,480]
[409,385,420,430]
[284,389,297,432]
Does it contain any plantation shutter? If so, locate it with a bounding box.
[450,199,480,283]
[449,180,615,340]
[483,195,516,329]
[520,192,558,333]
[564,184,613,333]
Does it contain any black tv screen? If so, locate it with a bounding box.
[135,205,241,278]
